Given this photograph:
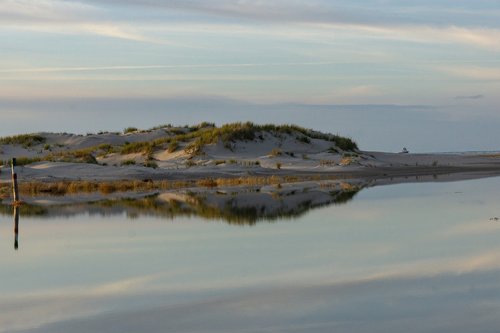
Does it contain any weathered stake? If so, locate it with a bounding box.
[11,158,19,203]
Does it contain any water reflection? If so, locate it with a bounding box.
[14,206,19,250]
[0,182,362,225]
[1,176,500,333]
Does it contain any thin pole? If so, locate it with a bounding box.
[11,158,19,203]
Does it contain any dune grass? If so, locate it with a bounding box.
[1,122,358,167]
[0,134,46,148]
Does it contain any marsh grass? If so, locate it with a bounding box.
[0,174,347,197]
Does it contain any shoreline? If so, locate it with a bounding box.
[1,125,499,197]
[1,164,499,204]
[1,168,499,223]
[2,158,500,182]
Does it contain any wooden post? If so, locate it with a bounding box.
[11,158,19,204]
[14,205,19,250]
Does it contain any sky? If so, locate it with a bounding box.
[0,0,499,151]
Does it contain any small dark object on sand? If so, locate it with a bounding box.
[489,217,499,221]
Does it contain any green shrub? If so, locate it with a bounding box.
[168,140,179,153]
[334,136,358,151]
[121,160,136,166]
[297,135,311,144]
[15,157,43,166]
[123,127,138,134]
[98,143,113,152]
[144,161,158,168]
[328,147,339,154]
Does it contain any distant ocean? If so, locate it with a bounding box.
[432,151,500,155]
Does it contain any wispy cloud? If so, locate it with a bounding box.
[455,94,484,100]
[439,66,500,80]
[77,0,500,28]
[2,0,500,50]
[0,0,171,44]
[0,61,360,73]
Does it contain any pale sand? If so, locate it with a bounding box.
[1,154,498,183]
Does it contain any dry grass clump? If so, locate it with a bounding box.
[340,182,358,191]
[121,159,136,166]
[121,142,153,155]
[168,140,179,153]
[13,179,169,196]
[144,161,158,168]
[339,157,354,166]
[0,134,46,148]
[213,175,284,187]
[320,160,336,166]
[270,148,282,157]
[98,183,116,194]
[197,178,218,187]
[19,181,98,196]
[46,148,98,164]
[0,184,10,199]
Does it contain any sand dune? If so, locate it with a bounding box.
[1,123,499,183]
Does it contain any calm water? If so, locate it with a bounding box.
[1,177,500,333]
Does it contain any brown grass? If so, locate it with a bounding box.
[0,173,353,198]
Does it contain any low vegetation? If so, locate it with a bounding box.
[121,160,136,166]
[168,140,179,153]
[123,127,138,134]
[0,174,356,197]
[121,141,153,155]
[0,122,359,168]
[0,134,46,148]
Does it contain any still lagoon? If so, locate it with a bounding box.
[1,176,499,333]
